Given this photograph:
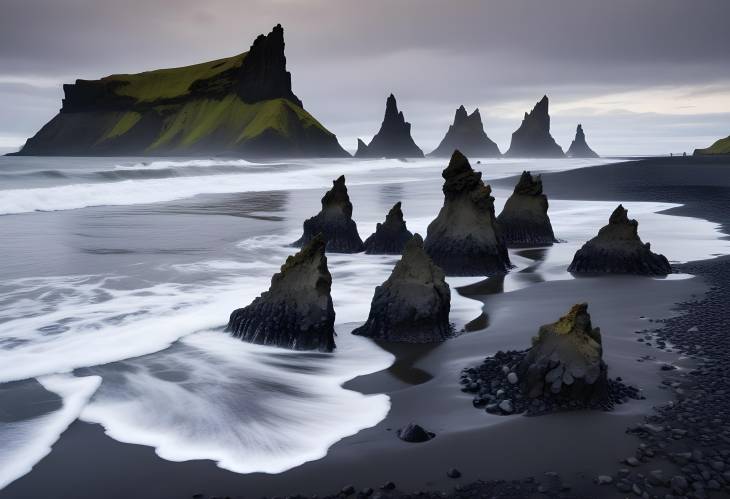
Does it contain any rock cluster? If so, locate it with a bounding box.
[496,171,557,246]
[353,234,451,343]
[227,235,336,352]
[568,205,672,275]
[566,124,599,158]
[461,304,640,415]
[355,94,424,158]
[424,150,511,275]
[504,95,564,158]
[429,106,500,157]
[363,202,413,254]
[294,176,364,253]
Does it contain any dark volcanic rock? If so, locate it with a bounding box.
[568,205,671,275]
[397,422,435,443]
[519,303,609,403]
[353,234,452,343]
[504,95,564,158]
[430,106,501,157]
[496,171,557,247]
[355,94,424,158]
[227,235,335,352]
[566,124,599,158]
[363,202,413,254]
[355,138,369,157]
[424,150,511,275]
[294,176,364,253]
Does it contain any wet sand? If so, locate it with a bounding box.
[3,155,729,499]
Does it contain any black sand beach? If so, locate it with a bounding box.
[2,155,730,499]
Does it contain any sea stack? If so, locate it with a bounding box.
[568,205,671,275]
[13,25,348,157]
[504,96,564,158]
[430,106,501,157]
[353,234,451,343]
[496,171,557,246]
[363,202,414,254]
[355,94,424,158]
[294,176,364,253]
[424,150,511,275]
[227,235,335,352]
[566,124,599,158]
[518,303,608,403]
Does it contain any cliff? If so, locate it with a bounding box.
[430,106,500,157]
[13,25,348,158]
[355,94,423,158]
[694,134,730,156]
[504,95,564,158]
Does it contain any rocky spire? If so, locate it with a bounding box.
[496,171,557,246]
[518,303,608,401]
[430,105,501,157]
[355,94,424,158]
[294,176,364,253]
[566,124,599,158]
[227,235,335,351]
[568,204,672,275]
[363,202,414,254]
[424,150,511,275]
[355,138,369,157]
[504,95,564,158]
[353,234,452,343]
[236,24,302,107]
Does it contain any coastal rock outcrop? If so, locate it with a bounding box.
[227,235,335,352]
[13,25,348,157]
[355,94,424,158]
[430,106,500,157]
[518,303,608,402]
[294,176,364,253]
[496,171,557,246]
[353,234,451,343]
[694,134,730,155]
[566,124,599,158]
[504,96,564,158]
[424,150,511,275]
[363,202,413,254]
[568,205,671,275]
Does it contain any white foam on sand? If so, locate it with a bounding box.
[0,375,101,489]
[77,331,392,474]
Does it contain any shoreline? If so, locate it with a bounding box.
[2,155,729,498]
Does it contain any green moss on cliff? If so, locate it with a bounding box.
[102,53,246,103]
[103,112,142,139]
[695,135,730,155]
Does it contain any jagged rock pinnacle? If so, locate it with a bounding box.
[504,95,564,158]
[355,94,424,158]
[566,124,599,158]
[363,201,414,254]
[496,171,556,246]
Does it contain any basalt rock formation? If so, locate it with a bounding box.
[227,235,335,352]
[496,171,557,247]
[353,234,451,343]
[504,96,564,158]
[430,106,500,157]
[355,94,424,158]
[568,205,672,275]
[518,303,608,403]
[397,423,435,443]
[363,202,413,254]
[694,134,730,155]
[294,176,364,253]
[13,25,348,157]
[424,150,511,275]
[566,124,599,158]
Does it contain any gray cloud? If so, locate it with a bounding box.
[1,0,729,155]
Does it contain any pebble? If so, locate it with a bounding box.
[446,468,461,479]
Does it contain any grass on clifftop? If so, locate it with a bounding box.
[130,96,330,151]
[101,53,247,102]
[696,135,730,155]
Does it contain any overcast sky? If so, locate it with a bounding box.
[1,0,729,155]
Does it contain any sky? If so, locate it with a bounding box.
[1,0,729,156]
